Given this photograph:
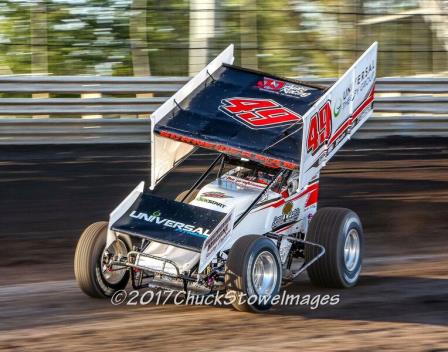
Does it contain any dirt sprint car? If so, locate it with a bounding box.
[75,42,377,312]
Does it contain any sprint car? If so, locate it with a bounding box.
[75,42,377,312]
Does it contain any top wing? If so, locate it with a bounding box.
[298,42,378,189]
[153,65,325,172]
[150,42,377,192]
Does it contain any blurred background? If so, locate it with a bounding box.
[0,0,447,78]
[0,2,447,351]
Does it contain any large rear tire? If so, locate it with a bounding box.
[305,208,363,288]
[74,221,131,298]
[225,235,282,313]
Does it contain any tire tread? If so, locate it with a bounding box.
[305,207,362,288]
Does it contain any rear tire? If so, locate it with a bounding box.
[74,221,131,298]
[225,235,282,313]
[305,208,363,288]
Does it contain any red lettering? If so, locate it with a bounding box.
[306,101,332,153]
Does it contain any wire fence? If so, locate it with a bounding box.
[0,0,447,77]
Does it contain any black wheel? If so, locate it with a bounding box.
[305,207,363,288]
[74,221,131,298]
[225,235,282,313]
[175,189,199,203]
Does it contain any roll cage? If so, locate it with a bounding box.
[177,153,289,229]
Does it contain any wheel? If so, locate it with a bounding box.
[225,235,282,313]
[305,207,363,288]
[175,189,199,203]
[74,221,131,298]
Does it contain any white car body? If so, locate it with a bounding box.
[107,42,377,282]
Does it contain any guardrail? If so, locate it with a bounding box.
[0,76,447,144]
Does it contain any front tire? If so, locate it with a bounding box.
[305,208,363,288]
[74,221,131,298]
[225,235,282,313]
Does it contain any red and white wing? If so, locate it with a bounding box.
[299,42,378,189]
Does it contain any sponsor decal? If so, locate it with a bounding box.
[129,210,211,237]
[307,212,314,225]
[201,192,233,199]
[222,175,266,189]
[272,202,300,229]
[203,213,233,258]
[333,86,352,118]
[356,60,375,86]
[257,77,312,98]
[196,191,233,208]
[332,60,375,122]
[306,88,374,162]
[219,97,301,129]
[306,100,332,154]
[199,209,235,273]
[328,87,374,146]
[197,196,226,208]
[333,98,342,118]
[282,201,294,215]
[257,77,285,91]
[353,60,375,104]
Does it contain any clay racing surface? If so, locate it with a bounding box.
[0,139,447,351]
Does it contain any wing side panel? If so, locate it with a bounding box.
[299,42,378,189]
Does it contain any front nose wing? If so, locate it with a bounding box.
[111,193,227,252]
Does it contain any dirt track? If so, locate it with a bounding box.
[0,139,447,351]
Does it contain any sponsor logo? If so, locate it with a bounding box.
[199,209,235,272]
[219,97,301,129]
[223,175,266,189]
[272,202,300,229]
[197,196,226,208]
[306,100,332,154]
[353,60,375,103]
[326,87,374,152]
[129,210,211,237]
[282,201,294,215]
[196,191,233,208]
[201,192,233,199]
[355,61,375,86]
[204,212,233,257]
[332,59,375,121]
[257,77,285,91]
[257,77,312,98]
[333,98,342,118]
[333,86,352,118]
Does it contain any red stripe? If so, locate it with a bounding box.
[305,182,319,207]
[254,181,320,212]
[254,198,285,212]
[158,130,298,170]
[329,87,375,145]
[275,224,294,233]
[289,181,319,203]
